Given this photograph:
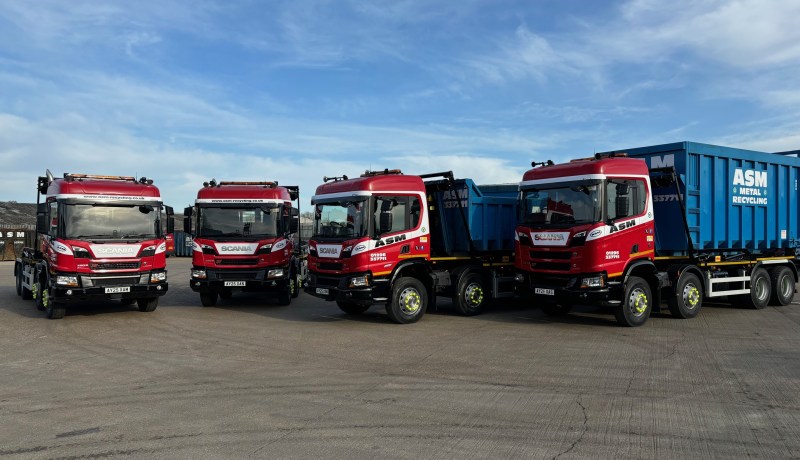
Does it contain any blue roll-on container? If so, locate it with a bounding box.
[425,178,518,256]
[601,141,800,255]
[173,231,194,257]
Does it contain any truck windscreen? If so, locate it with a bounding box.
[64,204,160,239]
[313,199,368,239]
[521,183,601,227]
[197,206,280,238]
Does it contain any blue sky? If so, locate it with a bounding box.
[2,0,800,209]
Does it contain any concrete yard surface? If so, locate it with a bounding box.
[1,259,800,458]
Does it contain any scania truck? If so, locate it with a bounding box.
[304,169,517,323]
[14,171,173,319]
[515,142,799,326]
[184,180,301,306]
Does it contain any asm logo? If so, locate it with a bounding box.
[609,219,636,233]
[375,234,406,248]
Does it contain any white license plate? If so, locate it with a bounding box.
[105,286,131,294]
[316,288,330,295]
[535,288,555,296]
[224,281,246,287]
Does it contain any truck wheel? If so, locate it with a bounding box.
[291,272,300,298]
[454,273,486,316]
[43,289,65,319]
[614,276,652,327]
[737,268,771,309]
[137,297,158,312]
[120,298,137,306]
[34,278,47,312]
[768,266,794,306]
[541,302,572,316]
[337,300,370,314]
[15,267,22,296]
[200,292,218,307]
[668,272,703,319]
[219,289,233,300]
[277,285,292,306]
[386,277,427,324]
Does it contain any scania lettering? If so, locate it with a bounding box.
[14,171,173,319]
[184,180,301,307]
[515,141,800,327]
[304,169,518,324]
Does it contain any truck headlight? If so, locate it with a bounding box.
[72,247,91,259]
[191,269,207,279]
[267,268,285,279]
[56,275,79,287]
[150,271,167,283]
[141,245,157,257]
[580,275,605,288]
[349,275,370,288]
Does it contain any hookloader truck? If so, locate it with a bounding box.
[514,141,800,326]
[304,169,517,323]
[184,180,301,306]
[14,171,173,319]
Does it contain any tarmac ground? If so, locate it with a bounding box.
[1,259,800,458]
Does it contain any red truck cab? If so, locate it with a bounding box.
[514,156,655,323]
[15,172,173,318]
[304,171,430,319]
[185,181,300,306]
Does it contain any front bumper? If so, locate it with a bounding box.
[51,283,168,303]
[303,271,387,305]
[515,272,618,305]
[189,267,291,293]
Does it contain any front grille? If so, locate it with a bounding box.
[318,262,344,271]
[311,273,344,288]
[92,262,140,270]
[85,276,141,287]
[216,258,259,266]
[531,262,571,271]
[214,270,261,280]
[530,250,571,260]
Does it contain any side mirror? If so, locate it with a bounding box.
[616,183,629,196]
[165,206,175,234]
[378,212,393,235]
[289,207,299,234]
[36,203,48,234]
[183,206,193,218]
[183,216,192,234]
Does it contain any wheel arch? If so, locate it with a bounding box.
[623,258,660,308]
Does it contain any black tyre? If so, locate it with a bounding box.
[277,286,292,306]
[768,266,794,306]
[737,268,771,309]
[15,267,22,296]
[34,277,47,312]
[137,297,158,312]
[336,300,370,315]
[219,289,233,300]
[668,272,703,319]
[386,277,427,324]
[200,292,218,307]
[614,276,652,327]
[120,298,137,306]
[43,288,65,319]
[291,271,300,298]
[541,302,572,316]
[453,273,486,316]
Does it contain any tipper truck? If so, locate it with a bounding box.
[304,169,517,324]
[184,180,301,306]
[14,171,173,319]
[515,141,800,326]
